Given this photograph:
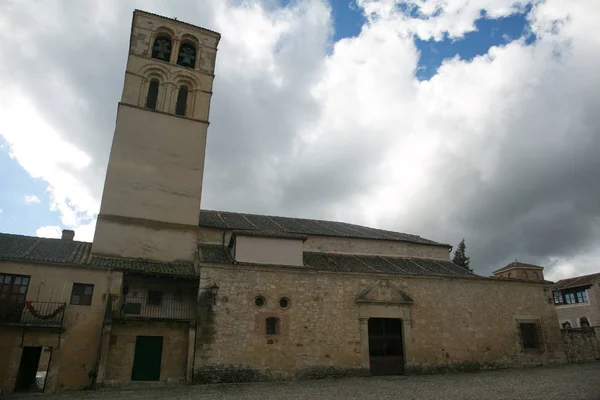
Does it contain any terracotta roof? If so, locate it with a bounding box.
[493,261,543,274]
[199,210,451,248]
[553,272,600,290]
[198,245,473,278]
[0,233,195,278]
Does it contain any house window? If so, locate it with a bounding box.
[177,42,196,68]
[175,86,188,116]
[561,321,571,329]
[70,283,94,306]
[148,291,163,306]
[555,289,589,305]
[266,317,279,335]
[576,291,589,303]
[518,320,543,352]
[0,274,30,320]
[565,293,576,304]
[553,291,563,305]
[146,79,159,110]
[174,289,183,303]
[579,317,590,328]
[151,35,172,61]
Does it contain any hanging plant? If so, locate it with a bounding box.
[24,301,66,320]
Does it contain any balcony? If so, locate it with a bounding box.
[0,301,66,328]
[108,296,197,322]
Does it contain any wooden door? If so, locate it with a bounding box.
[131,336,163,381]
[368,318,404,375]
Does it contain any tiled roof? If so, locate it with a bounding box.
[0,233,195,278]
[199,210,451,248]
[231,230,308,241]
[493,261,543,274]
[198,245,474,278]
[553,272,600,290]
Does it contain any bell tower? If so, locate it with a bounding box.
[92,10,220,262]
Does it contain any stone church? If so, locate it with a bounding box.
[0,10,565,394]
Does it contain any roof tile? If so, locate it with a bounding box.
[0,233,195,278]
[199,210,450,247]
[197,244,475,278]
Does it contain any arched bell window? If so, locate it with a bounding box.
[177,42,196,68]
[561,321,571,329]
[175,85,189,116]
[146,79,159,110]
[152,35,172,62]
[580,317,590,328]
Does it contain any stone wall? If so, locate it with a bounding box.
[194,264,565,382]
[561,328,600,363]
[102,321,191,385]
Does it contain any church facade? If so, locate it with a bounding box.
[0,10,566,394]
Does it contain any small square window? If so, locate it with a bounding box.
[266,317,280,335]
[70,283,94,306]
[148,291,163,306]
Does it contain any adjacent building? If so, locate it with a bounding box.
[0,9,568,395]
[552,272,600,328]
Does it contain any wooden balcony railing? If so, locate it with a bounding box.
[0,301,66,328]
[107,296,197,321]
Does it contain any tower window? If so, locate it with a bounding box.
[151,35,172,61]
[177,43,196,68]
[266,317,279,335]
[146,79,159,110]
[175,86,189,116]
[579,317,590,328]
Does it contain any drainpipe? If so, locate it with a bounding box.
[90,268,113,389]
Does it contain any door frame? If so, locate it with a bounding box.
[14,346,42,392]
[355,280,413,374]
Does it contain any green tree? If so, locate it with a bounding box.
[452,239,471,271]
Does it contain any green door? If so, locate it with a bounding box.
[131,336,163,381]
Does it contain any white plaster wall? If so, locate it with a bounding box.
[235,236,304,266]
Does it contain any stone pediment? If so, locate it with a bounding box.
[356,279,413,305]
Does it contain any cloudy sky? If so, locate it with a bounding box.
[0,0,599,280]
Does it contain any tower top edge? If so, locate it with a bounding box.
[133,9,221,40]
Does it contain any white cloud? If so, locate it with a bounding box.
[0,208,3,214]
[24,195,41,204]
[36,225,62,239]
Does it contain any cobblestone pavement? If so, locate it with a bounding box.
[9,362,600,400]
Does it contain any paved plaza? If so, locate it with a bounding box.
[9,362,600,400]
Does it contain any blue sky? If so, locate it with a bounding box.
[1,0,597,280]
[0,140,62,236]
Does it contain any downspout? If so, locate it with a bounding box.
[90,268,113,389]
[191,228,203,384]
